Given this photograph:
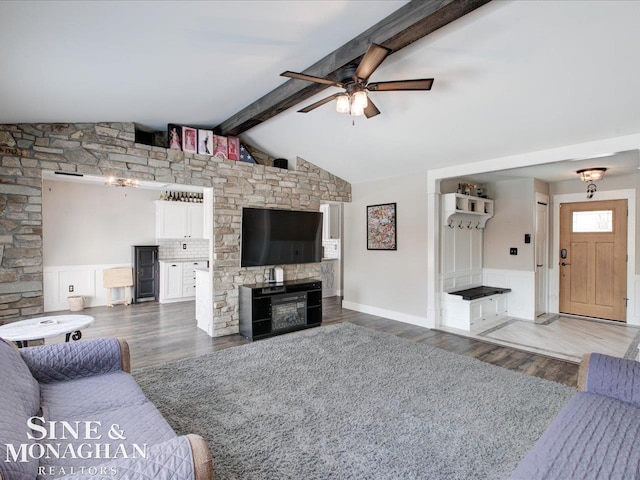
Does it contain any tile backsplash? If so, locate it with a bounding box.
[158,239,209,260]
[322,239,340,259]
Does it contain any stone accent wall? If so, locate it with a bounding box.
[0,123,351,335]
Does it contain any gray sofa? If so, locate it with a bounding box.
[0,337,213,480]
[510,352,640,479]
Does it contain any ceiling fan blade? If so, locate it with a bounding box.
[364,99,381,119]
[354,43,391,82]
[297,93,342,113]
[281,71,343,88]
[367,79,434,91]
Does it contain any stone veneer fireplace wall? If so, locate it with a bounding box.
[0,123,351,336]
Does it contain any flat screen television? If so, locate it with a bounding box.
[241,207,322,267]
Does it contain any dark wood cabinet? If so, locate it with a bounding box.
[239,279,322,340]
[132,245,159,303]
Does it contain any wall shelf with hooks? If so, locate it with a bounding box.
[442,193,494,229]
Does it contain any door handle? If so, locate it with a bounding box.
[561,262,571,266]
[536,264,543,267]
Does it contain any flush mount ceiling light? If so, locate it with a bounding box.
[106,177,140,188]
[577,168,606,199]
[577,168,607,182]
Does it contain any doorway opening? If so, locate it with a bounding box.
[535,194,549,317]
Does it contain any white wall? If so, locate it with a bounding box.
[43,180,158,266]
[343,173,429,325]
[483,178,535,271]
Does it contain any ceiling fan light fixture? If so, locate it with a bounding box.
[350,102,365,117]
[336,94,350,113]
[352,90,368,110]
[284,42,434,119]
[577,167,607,182]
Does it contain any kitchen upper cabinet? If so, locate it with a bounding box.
[187,204,204,239]
[320,204,340,240]
[155,201,204,239]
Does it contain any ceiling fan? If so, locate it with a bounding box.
[281,43,434,119]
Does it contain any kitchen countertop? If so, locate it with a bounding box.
[321,257,339,261]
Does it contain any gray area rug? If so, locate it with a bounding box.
[133,323,575,480]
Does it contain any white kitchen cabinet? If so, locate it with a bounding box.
[182,260,206,297]
[320,204,340,240]
[187,204,204,239]
[160,261,183,302]
[155,201,204,239]
[195,268,212,335]
[159,260,207,303]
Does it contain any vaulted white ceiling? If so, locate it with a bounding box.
[0,0,405,130]
[3,1,640,184]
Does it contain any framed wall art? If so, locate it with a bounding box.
[367,203,397,250]
[182,126,197,153]
[167,124,182,151]
[227,136,240,161]
[213,135,228,159]
[198,129,213,155]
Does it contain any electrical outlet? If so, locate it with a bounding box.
[510,248,518,255]
[68,285,74,292]
[182,243,187,250]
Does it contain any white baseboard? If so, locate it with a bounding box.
[44,263,132,312]
[341,301,427,328]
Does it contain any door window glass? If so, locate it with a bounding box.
[572,210,613,232]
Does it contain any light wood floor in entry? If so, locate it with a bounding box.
[42,297,579,387]
[440,315,640,363]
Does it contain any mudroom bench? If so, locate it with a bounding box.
[442,286,511,332]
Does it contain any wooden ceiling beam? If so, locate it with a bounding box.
[215,0,491,136]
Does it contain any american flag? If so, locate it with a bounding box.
[239,144,257,164]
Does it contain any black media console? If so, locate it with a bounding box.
[239,279,322,340]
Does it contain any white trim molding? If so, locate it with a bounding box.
[44,263,131,312]
[635,275,640,323]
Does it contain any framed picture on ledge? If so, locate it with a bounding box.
[167,124,182,151]
[367,203,397,250]
[198,129,213,155]
[182,126,197,153]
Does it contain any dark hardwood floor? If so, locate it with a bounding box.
[46,297,579,387]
